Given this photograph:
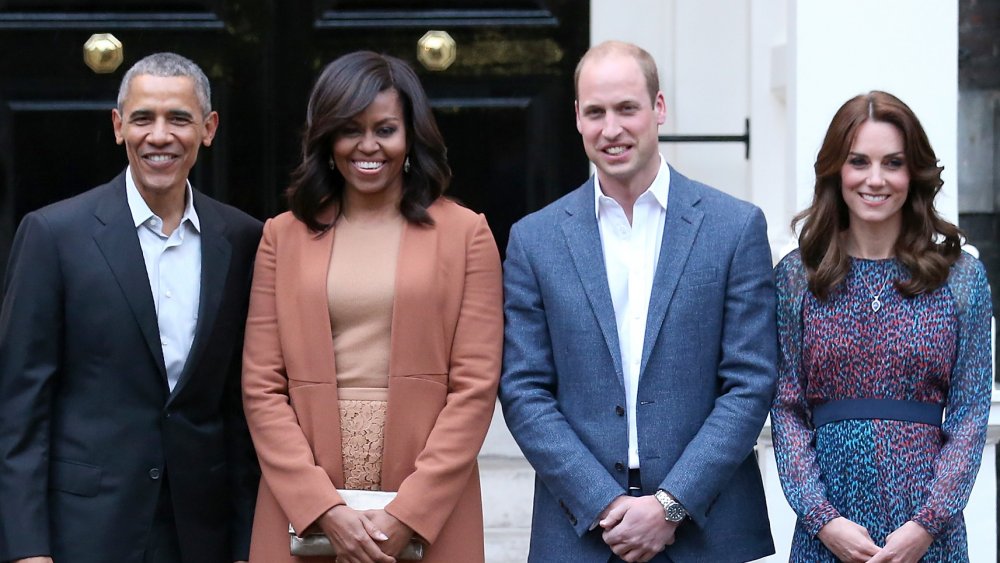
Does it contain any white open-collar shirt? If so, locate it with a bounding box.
[126,167,202,393]
[594,155,669,469]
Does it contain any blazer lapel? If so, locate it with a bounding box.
[92,173,168,380]
[299,211,339,383]
[640,167,704,375]
[388,214,444,375]
[168,193,232,399]
[559,181,624,384]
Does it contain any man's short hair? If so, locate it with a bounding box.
[574,40,661,105]
[117,52,212,115]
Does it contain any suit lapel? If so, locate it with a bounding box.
[640,167,704,375]
[559,181,624,384]
[92,173,168,380]
[168,193,232,399]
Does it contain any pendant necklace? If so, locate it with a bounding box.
[858,265,892,313]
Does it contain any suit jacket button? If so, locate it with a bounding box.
[615,405,625,416]
[149,468,161,480]
[614,462,625,472]
[569,515,578,526]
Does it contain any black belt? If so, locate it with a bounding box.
[811,398,944,428]
[627,468,642,497]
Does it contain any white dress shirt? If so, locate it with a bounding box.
[126,167,202,392]
[594,156,669,469]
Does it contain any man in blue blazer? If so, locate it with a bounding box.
[0,53,261,563]
[499,41,778,562]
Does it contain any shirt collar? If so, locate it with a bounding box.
[593,154,670,218]
[125,165,201,233]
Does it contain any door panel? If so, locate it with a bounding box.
[294,0,589,252]
[0,0,589,285]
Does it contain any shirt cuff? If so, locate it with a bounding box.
[802,500,841,537]
[911,507,951,538]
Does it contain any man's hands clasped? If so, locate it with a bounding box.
[598,495,678,563]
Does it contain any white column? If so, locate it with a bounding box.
[748,0,794,260]
[968,387,1000,563]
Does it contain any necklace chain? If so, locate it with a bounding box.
[858,265,892,313]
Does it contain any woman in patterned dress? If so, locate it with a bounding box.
[772,91,993,563]
[242,51,503,563]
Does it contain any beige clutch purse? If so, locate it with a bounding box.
[289,489,425,560]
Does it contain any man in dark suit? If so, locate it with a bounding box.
[0,52,261,563]
[499,41,778,562]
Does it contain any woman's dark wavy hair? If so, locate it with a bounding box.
[286,51,451,231]
[793,90,962,300]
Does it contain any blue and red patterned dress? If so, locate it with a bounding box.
[772,249,993,562]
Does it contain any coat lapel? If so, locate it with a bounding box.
[640,167,704,375]
[388,213,444,375]
[92,173,168,381]
[168,193,232,399]
[559,181,624,384]
[299,212,340,383]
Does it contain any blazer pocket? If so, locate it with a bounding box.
[680,267,718,288]
[49,459,102,497]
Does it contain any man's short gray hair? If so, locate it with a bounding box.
[117,52,212,115]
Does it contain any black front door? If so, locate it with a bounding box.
[0,0,590,282]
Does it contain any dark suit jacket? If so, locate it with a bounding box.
[0,171,262,563]
[499,167,778,563]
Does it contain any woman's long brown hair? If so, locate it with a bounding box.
[793,91,962,299]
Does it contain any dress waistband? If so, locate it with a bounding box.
[811,399,944,428]
[337,387,388,401]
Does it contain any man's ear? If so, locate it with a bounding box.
[111,109,125,145]
[202,111,220,147]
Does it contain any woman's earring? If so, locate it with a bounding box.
[328,157,336,171]
[404,156,411,173]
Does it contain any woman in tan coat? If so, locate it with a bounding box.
[242,51,503,563]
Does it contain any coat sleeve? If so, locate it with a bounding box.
[497,221,625,537]
[241,218,345,535]
[911,254,993,536]
[384,213,504,544]
[0,212,64,561]
[657,207,778,527]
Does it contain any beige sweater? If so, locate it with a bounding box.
[326,213,404,400]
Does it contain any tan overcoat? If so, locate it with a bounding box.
[242,198,503,562]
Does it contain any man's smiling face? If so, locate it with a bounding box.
[112,74,218,201]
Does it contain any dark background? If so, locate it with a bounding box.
[0,0,592,283]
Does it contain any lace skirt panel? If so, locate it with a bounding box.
[339,398,387,491]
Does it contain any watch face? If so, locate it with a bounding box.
[665,503,686,522]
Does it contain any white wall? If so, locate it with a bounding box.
[590,0,751,202]
[788,0,959,225]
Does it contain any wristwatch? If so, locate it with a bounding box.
[654,489,687,522]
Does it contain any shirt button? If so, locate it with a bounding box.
[165,291,172,299]
[615,405,625,417]
[149,468,161,480]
